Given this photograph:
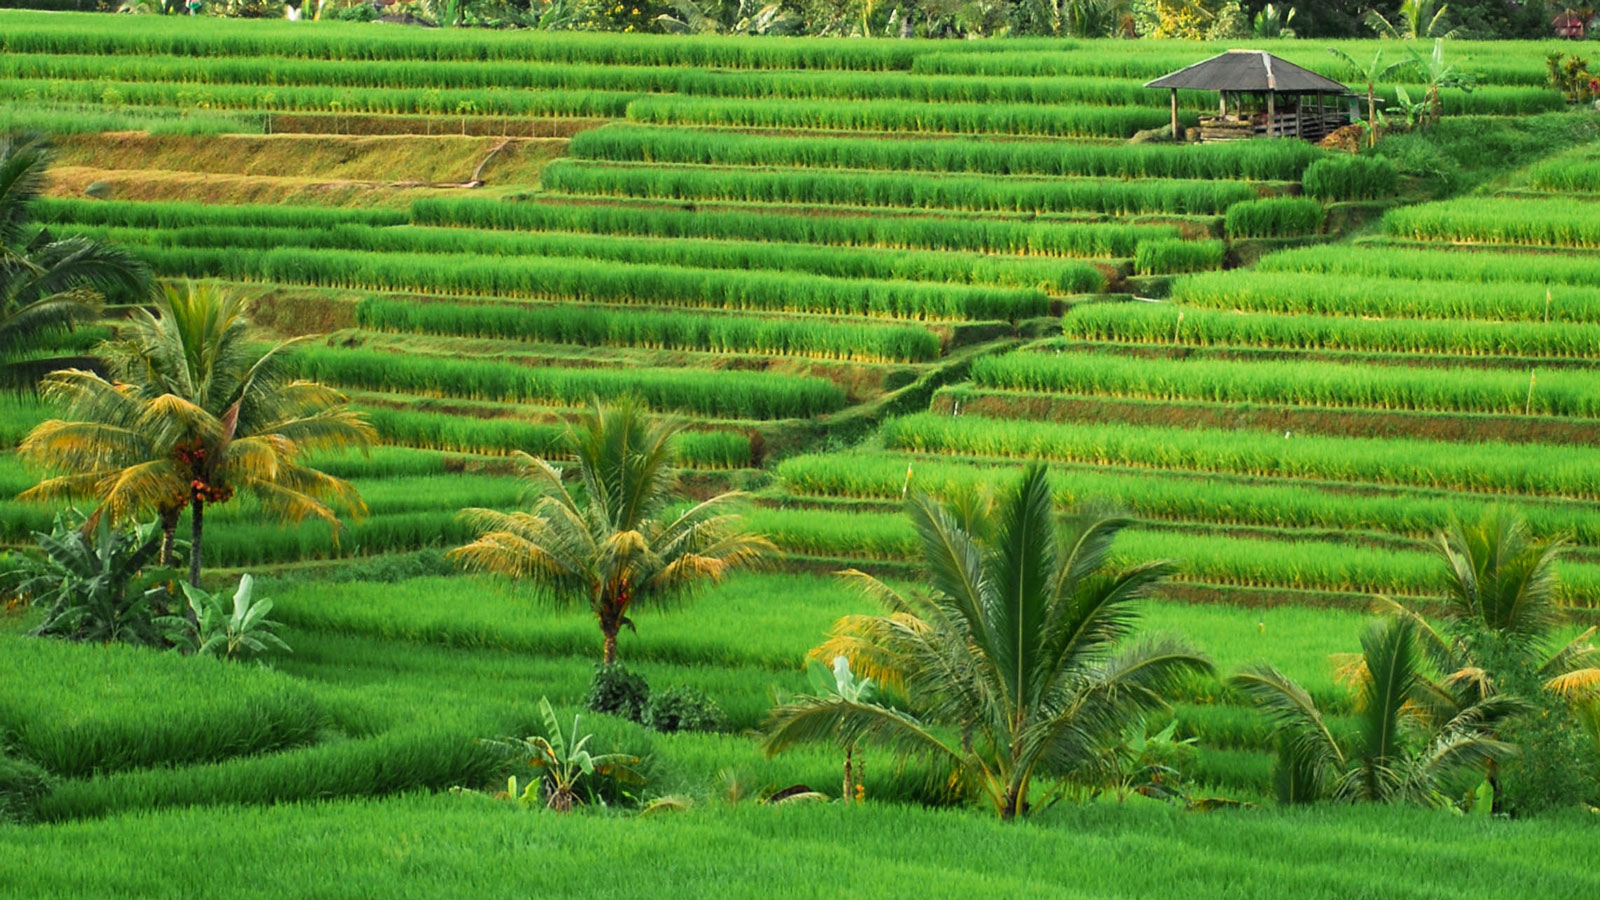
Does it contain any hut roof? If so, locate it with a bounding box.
[1144,50,1349,93]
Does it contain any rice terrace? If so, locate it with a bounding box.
[4,1,1600,895]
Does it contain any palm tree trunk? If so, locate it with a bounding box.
[843,745,854,804]
[158,507,179,567]
[602,628,618,666]
[1367,84,1377,149]
[999,783,1021,821]
[188,497,205,589]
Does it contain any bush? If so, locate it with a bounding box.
[585,664,651,724]
[645,686,725,734]
[1224,197,1324,239]
[0,751,51,824]
[1301,155,1399,201]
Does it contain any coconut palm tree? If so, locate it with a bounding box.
[19,281,373,586]
[448,395,773,665]
[1377,508,1600,707]
[0,134,150,392]
[761,465,1212,820]
[1327,46,1418,149]
[1233,615,1520,807]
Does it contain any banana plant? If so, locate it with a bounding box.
[166,574,291,661]
[1,510,171,645]
[482,698,645,812]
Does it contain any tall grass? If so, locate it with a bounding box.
[66,220,1102,294]
[1384,197,1600,248]
[284,346,844,419]
[1171,271,1600,323]
[1300,155,1398,201]
[570,125,1322,180]
[131,245,1049,321]
[543,161,1259,215]
[775,451,1600,546]
[1223,197,1323,239]
[1064,302,1600,357]
[625,96,1185,138]
[411,196,1169,258]
[1257,244,1600,288]
[881,411,1600,499]
[969,350,1600,417]
[354,297,942,363]
[0,635,324,778]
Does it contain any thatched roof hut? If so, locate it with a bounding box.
[1145,50,1354,142]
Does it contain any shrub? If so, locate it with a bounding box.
[1301,155,1399,201]
[645,686,725,734]
[1224,197,1324,239]
[585,664,651,724]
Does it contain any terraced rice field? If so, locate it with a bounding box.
[3,13,1600,892]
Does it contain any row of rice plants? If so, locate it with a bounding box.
[1133,238,1225,275]
[749,507,1600,598]
[569,124,1323,180]
[880,412,1600,499]
[1222,197,1323,239]
[131,245,1050,321]
[908,47,1551,87]
[0,635,324,779]
[411,196,1169,257]
[65,220,1103,294]
[1257,244,1600,288]
[774,451,1600,546]
[360,407,753,467]
[542,161,1261,215]
[0,78,637,118]
[969,350,1600,418]
[1299,155,1399,201]
[624,95,1186,138]
[1384,197,1600,248]
[0,13,928,69]
[0,100,264,135]
[284,346,843,420]
[1171,271,1600,323]
[32,197,405,230]
[355,297,942,363]
[1064,303,1600,358]
[1519,145,1600,193]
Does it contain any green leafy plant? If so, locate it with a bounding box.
[644,685,724,734]
[584,663,651,723]
[0,510,173,645]
[164,574,291,661]
[762,464,1212,820]
[482,698,645,812]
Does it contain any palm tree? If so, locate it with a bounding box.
[1233,615,1520,807]
[448,396,773,665]
[1327,47,1418,149]
[1379,508,1600,705]
[19,281,373,586]
[1406,39,1474,127]
[0,134,150,392]
[1366,0,1460,39]
[761,465,1212,820]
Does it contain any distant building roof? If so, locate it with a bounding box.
[1144,50,1350,93]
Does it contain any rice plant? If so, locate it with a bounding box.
[1384,197,1600,248]
[1171,271,1600,323]
[1223,197,1324,239]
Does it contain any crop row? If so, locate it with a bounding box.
[358,408,752,467]
[542,161,1261,216]
[1064,303,1600,358]
[969,350,1600,417]
[1257,244,1600,289]
[1171,271,1600,323]
[774,451,1600,547]
[624,95,1185,138]
[284,346,843,420]
[62,221,1102,295]
[1384,197,1600,248]
[880,412,1600,499]
[749,507,1600,599]
[569,125,1323,181]
[127,245,1047,321]
[0,78,635,118]
[32,197,405,230]
[411,196,1170,258]
[354,297,942,363]
[0,100,264,136]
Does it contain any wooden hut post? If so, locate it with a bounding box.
[1294,94,1303,139]
[1170,88,1180,140]
[1265,91,1276,137]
